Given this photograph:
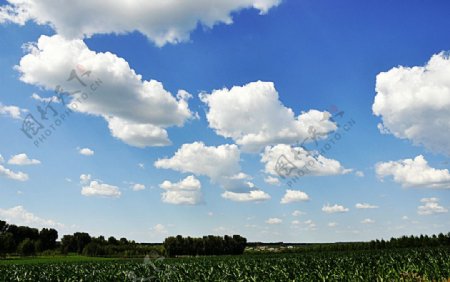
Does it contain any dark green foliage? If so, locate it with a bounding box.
[164,234,247,257]
[17,238,35,256]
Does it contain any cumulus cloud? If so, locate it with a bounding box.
[0,154,3,163]
[328,222,338,227]
[200,81,337,152]
[0,103,26,119]
[322,204,349,214]
[79,174,91,184]
[361,218,375,224]
[376,155,450,189]
[154,141,269,201]
[266,217,282,224]
[373,52,450,155]
[0,165,28,181]
[0,205,64,228]
[221,190,271,202]
[81,180,121,197]
[418,198,448,215]
[280,189,310,204]
[0,0,280,46]
[160,175,202,205]
[132,183,145,191]
[78,147,94,156]
[355,203,379,209]
[7,153,40,165]
[264,176,280,185]
[261,144,351,178]
[155,142,240,180]
[16,35,193,147]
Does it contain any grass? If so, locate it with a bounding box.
[0,254,121,265]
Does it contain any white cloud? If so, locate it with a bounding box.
[78,147,94,156]
[355,203,379,209]
[151,223,168,235]
[361,218,375,224]
[328,222,338,227]
[200,81,337,152]
[8,153,40,165]
[0,0,280,46]
[155,142,240,181]
[0,103,26,119]
[264,176,280,185]
[221,190,271,202]
[261,144,351,178]
[373,52,450,156]
[155,141,267,199]
[376,155,450,189]
[79,174,91,184]
[0,154,4,163]
[322,204,349,214]
[81,180,121,197]
[355,171,364,177]
[31,92,57,103]
[16,35,193,147]
[160,175,202,205]
[0,205,63,228]
[266,217,282,224]
[0,165,28,181]
[138,163,145,169]
[303,219,316,230]
[280,189,310,204]
[132,183,146,191]
[418,198,448,215]
[291,210,305,217]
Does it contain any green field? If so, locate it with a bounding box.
[0,247,449,281]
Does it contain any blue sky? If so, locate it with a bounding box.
[0,0,449,243]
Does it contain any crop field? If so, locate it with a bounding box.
[0,247,449,281]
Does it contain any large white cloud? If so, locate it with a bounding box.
[81,180,121,197]
[261,144,351,178]
[16,35,193,147]
[418,198,448,215]
[8,153,40,165]
[376,155,450,189]
[0,205,64,228]
[200,81,337,152]
[160,175,202,205]
[280,189,310,204]
[155,142,240,180]
[373,52,450,156]
[0,0,280,46]
[155,141,270,201]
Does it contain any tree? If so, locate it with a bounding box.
[18,238,35,256]
[73,232,91,254]
[39,228,58,251]
[61,235,76,254]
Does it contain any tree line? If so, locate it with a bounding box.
[164,235,247,257]
[0,220,58,257]
[247,232,450,254]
